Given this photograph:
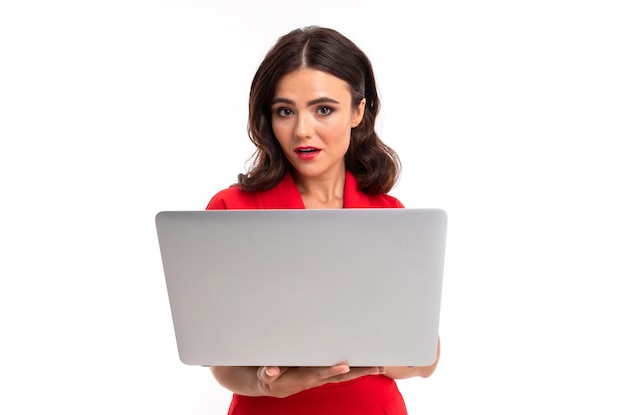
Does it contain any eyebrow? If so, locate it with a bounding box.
[272,97,341,106]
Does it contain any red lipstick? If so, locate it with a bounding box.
[294,146,321,160]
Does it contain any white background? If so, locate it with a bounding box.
[1,1,625,413]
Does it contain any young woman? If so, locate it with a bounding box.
[206,26,440,415]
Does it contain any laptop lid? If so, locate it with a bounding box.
[155,208,447,367]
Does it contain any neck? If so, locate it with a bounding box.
[292,168,346,209]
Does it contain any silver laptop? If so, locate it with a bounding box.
[155,208,447,367]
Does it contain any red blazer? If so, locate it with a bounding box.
[206,170,407,415]
[206,170,404,210]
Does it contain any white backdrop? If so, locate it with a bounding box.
[1,1,625,413]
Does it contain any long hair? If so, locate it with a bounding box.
[239,26,401,194]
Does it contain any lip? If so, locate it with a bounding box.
[294,146,321,160]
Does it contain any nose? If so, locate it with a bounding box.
[294,113,313,140]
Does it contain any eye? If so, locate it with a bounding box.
[276,107,294,117]
[317,106,333,116]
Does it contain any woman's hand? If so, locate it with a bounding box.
[256,365,385,398]
[209,365,385,398]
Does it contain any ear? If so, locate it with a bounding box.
[351,98,366,128]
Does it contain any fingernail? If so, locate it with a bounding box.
[265,367,279,376]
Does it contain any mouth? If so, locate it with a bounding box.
[294,147,321,160]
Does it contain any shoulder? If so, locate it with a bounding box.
[206,173,305,210]
[367,193,405,208]
[205,185,263,210]
[344,172,404,208]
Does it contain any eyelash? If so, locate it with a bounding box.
[275,106,334,117]
[276,107,293,117]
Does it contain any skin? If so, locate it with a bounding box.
[210,68,440,398]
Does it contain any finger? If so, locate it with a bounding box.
[264,366,281,377]
[257,366,286,384]
[324,364,351,378]
[356,366,386,376]
[323,366,385,384]
[302,365,356,384]
[326,365,384,377]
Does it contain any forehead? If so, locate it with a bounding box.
[274,68,352,99]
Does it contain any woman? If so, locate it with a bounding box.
[207,26,440,415]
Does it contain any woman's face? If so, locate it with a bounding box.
[271,68,365,182]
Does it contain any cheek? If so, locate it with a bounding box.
[321,122,352,147]
[271,120,290,143]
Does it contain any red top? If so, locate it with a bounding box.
[206,171,407,415]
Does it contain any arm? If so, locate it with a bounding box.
[210,365,385,398]
[209,366,266,396]
[384,337,441,379]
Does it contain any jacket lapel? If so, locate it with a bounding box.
[259,171,306,209]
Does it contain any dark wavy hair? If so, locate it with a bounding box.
[238,26,401,194]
